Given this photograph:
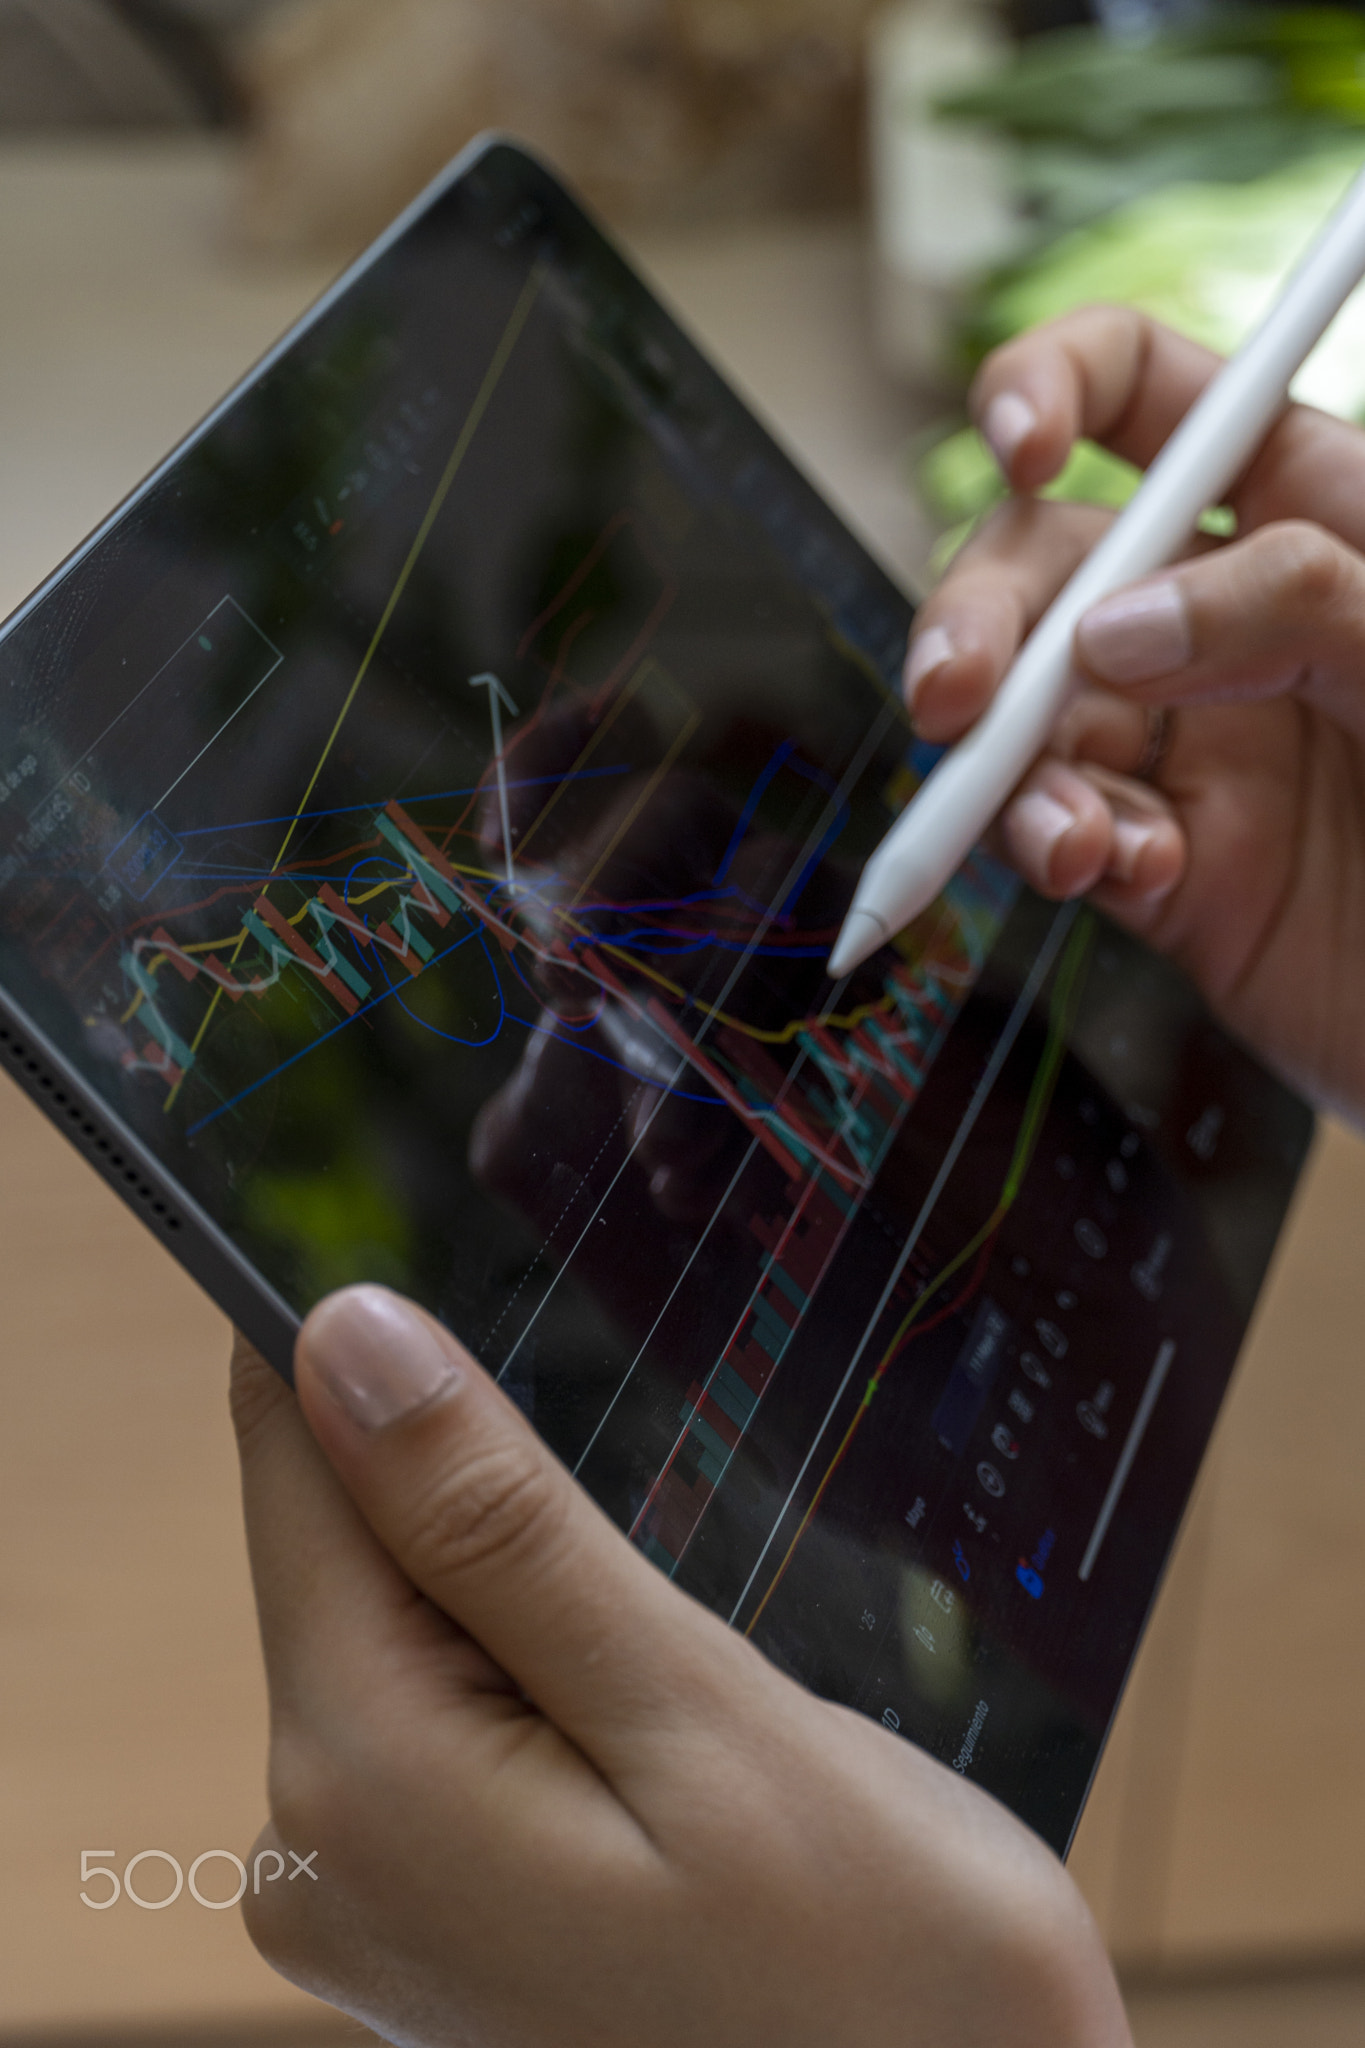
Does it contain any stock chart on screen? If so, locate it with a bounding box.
[0,147,1311,1848]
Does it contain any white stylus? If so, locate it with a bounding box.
[828,157,1365,982]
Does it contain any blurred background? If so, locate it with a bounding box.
[16,0,1365,560]
[4,3,1365,2044]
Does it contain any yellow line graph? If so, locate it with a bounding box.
[742,913,1093,1637]
[592,911,970,1047]
[268,262,547,881]
[141,866,505,977]
[593,941,890,1045]
[151,263,547,1105]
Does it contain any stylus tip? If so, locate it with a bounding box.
[828,909,889,981]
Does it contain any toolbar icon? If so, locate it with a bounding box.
[1016,1529,1055,1600]
[1078,1381,1115,1441]
[1035,1319,1068,1360]
[977,1462,1006,1499]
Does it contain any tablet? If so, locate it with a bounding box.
[0,137,1312,1854]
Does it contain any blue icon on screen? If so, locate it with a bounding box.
[103,811,184,899]
[1016,1532,1054,1600]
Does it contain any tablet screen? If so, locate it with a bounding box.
[0,142,1311,1849]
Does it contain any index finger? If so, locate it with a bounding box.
[972,304,1365,549]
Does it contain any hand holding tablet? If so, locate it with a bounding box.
[6,131,1365,2045]
[0,142,1316,1923]
[232,1291,1131,2048]
[221,285,1365,2038]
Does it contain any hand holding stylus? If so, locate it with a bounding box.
[903,303,1365,1123]
[831,158,1365,985]
[230,1290,1128,2048]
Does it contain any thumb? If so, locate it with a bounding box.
[292,1286,737,1767]
[1074,521,1365,741]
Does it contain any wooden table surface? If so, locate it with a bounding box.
[1,139,1363,2037]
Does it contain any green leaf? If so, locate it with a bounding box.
[960,143,1365,412]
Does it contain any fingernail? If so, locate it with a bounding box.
[1110,817,1159,884]
[1110,817,1179,900]
[981,392,1037,475]
[905,624,955,711]
[307,1287,460,1430]
[1077,580,1192,685]
[1009,789,1077,869]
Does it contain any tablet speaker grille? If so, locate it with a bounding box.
[0,1018,184,1235]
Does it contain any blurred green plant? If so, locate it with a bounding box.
[935,6,1365,248]
[913,9,1365,563]
[916,428,1142,575]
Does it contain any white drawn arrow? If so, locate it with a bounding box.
[469,671,520,890]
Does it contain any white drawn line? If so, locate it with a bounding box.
[469,672,519,888]
[728,900,1079,1629]
[1078,1338,1177,1584]
[575,921,935,1481]
[33,596,281,820]
[653,990,964,1573]
[571,1123,766,1476]
[152,645,285,812]
[494,695,901,1384]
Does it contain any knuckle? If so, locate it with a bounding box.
[975,495,1042,551]
[404,1434,567,1585]
[1052,299,1138,358]
[266,1725,346,1853]
[265,1717,411,1902]
[974,495,1107,572]
[994,1889,1116,2046]
[238,1884,281,1969]
[239,1864,333,2004]
[238,1847,295,1968]
[1255,521,1348,611]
